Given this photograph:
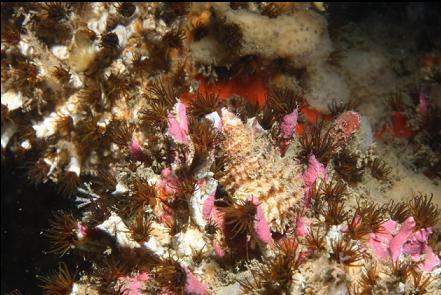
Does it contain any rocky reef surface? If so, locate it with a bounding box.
[1,3,441,294]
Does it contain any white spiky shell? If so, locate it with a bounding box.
[220,109,304,231]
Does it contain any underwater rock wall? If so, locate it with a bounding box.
[1,2,440,294]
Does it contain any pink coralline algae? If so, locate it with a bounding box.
[157,167,179,196]
[368,219,397,260]
[389,217,416,262]
[295,216,310,237]
[167,101,189,144]
[183,266,210,295]
[202,193,226,257]
[368,217,440,271]
[303,154,327,207]
[279,108,298,140]
[402,227,440,272]
[402,227,432,256]
[117,272,150,295]
[205,194,273,244]
[249,195,273,244]
[202,192,225,229]
[419,247,441,272]
[213,242,225,257]
[278,107,298,156]
[129,139,146,162]
[330,111,361,144]
[303,154,327,188]
[77,222,88,239]
[202,193,215,221]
